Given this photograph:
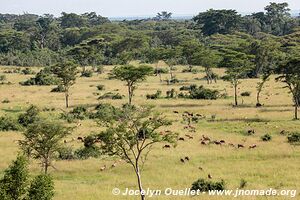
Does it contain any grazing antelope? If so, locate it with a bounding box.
[100,165,107,171]
[111,163,117,168]
[249,144,257,149]
[208,174,212,179]
[184,156,190,161]
[178,137,185,141]
[238,144,245,148]
[185,134,193,139]
[180,158,185,163]
[163,144,171,148]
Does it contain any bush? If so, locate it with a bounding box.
[241,91,251,97]
[81,70,93,77]
[75,146,101,159]
[2,99,10,104]
[287,132,300,144]
[18,105,40,127]
[20,67,59,86]
[21,68,35,75]
[60,105,89,122]
[191,178,225,192]
[0,116,21,131]
[179,85,219,100]
[261,134,272,141]
[146,90,162,99]
[0,75,6,81]
[98,92,123,100]
[0,155,29,200]
[91,103,123,122]
[50,85,65,93]
[96,85,105,91]
[28,174,54,200]
[57,146,76,160]
[95,66,104,74]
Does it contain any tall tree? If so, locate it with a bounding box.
[97,106,178,200]
[276,57,300,119]
[109,65,153,105]
[193,9,242,35]
[51,61,78,108]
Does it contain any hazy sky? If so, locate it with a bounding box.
[0,0,299,17]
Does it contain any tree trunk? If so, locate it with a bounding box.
[295,105,298,120]
[135,166,145,200]
[234,84,238,106]
[128,86,132,105]
[65,91,69,108]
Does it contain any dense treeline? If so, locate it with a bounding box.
[0,2,299,72]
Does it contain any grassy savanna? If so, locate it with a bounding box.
[0,64,299,200]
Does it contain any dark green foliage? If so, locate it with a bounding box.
[287,132,300,144]
[60,105,89,122]
[91,103,123,122]
[27,174,54,200]
[98,92,123,100]
[191,178,225,192]
[146,90,162,99]
[0,155,29,200]
[0,75,6,81]
[74,146,102,159]
[20,67,59,86]
[18,105,40,127]
[96,84,105,91]
[57,146,76,160]
[179,85,219,100]
[81,70,93,77]
[0,116,21,131]
[261,134,272,141]
[241,91,251,96]
[21,68,35,75]
[50,85,66,93]
[20,120,72,173]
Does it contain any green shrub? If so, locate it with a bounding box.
[0,155,29,200]
[241,91,251,97]
[18,105,40,127]
[0,75,6,81]
[261,134,272,141]
[20,67,59,86]
[95,66,104,74]
[0,116,21,131]
[179,85,219,100]
[98,92,123,100]
[81,70,93,77]
[146,90,162,99]
[57,146,76,160]
[50,85,65,93]
[287,132,300,144]
[28,174,54,200]
[191,178,225,192]
[2,99,10,104]
[60,106,89,122]
[21,68,35,75]
[96,85,105,91]
[75,146,101,159]
[91,103,123,122]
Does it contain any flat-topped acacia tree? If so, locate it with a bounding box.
[109,64,153,105]
[51,60,78,108]
[97,106,178,200]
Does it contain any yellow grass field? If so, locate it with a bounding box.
[0,64,299,200]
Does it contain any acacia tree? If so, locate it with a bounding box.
[276,57,300,119]
[51,61,78,108]
[224,58,252,106]
[253,37,283,106]
[97,106,178,200]
[109,65,153,105]
[19,120,72,174]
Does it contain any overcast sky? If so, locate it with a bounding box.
[0,0,299,17]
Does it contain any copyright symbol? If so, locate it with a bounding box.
[112,188,120,195]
